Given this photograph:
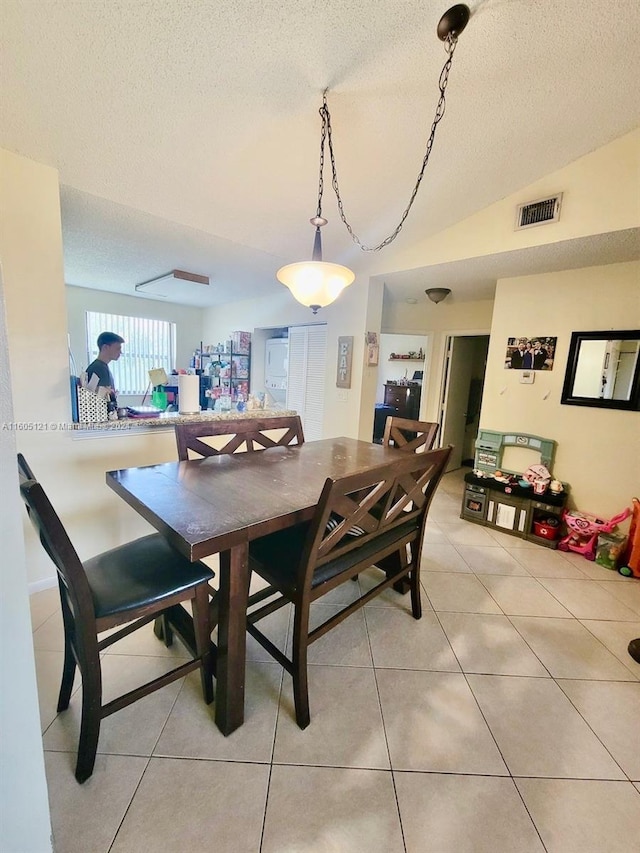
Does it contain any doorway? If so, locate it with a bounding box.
[439,334,490,471]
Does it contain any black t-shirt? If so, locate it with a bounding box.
[86,359,116,403]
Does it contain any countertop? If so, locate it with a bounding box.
[73,408,297,433]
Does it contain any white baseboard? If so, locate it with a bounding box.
[29,576,57,595]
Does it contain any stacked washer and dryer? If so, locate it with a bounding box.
[265,337,289,406]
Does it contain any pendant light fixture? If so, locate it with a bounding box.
[277,4,471,313]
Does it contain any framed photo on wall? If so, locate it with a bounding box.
[504,336,557,370]
[336,336,353,388]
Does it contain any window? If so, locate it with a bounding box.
[85,312,176,395]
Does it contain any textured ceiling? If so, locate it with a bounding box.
[1,0,639,306]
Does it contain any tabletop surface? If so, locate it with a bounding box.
[106,437,399,560]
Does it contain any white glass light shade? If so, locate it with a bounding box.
[277,261,355,312]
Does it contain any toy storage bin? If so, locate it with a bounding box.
[533,517,560,541]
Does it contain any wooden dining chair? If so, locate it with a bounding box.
[383,416,439,452]
[174,415,305,460]
[376,416,441,591]
[154,415,306,647]
[18,454,214,783]
[246,446,451,728]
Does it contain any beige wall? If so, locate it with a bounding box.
[377,128,640,274]
[481,261,640,517]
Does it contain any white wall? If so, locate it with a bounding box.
[481,261,640,517]
[66,285,205,402]
[382,298,495,423]
[0,152,54,852]
[377,333,428,404]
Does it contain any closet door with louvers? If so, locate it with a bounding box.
[286,324,327,441]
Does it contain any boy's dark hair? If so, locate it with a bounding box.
[97,332,125,348]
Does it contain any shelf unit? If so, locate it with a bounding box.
[388,357,424,362]
[199,338,251,402]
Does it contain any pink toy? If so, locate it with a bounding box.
[558,507,631,560]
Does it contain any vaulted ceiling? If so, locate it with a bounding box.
[2,0,639,306]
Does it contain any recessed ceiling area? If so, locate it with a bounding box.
[377,229,640,305]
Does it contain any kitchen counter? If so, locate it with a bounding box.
[72,408,298,436]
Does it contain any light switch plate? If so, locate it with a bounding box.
[520,371,535,384]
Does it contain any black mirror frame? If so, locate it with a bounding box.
[561,330,640,411]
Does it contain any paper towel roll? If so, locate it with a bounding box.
[178,374,200,414]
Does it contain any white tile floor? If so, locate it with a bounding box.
[30,469,640,853]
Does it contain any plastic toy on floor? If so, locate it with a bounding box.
[558,506,631,561]
[619,497,640,578]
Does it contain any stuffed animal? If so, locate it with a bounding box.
[558,506,631,560]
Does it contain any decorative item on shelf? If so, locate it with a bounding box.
[277,5,471,313]
[425,287,452,304]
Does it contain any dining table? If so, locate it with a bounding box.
[106,436,401,735]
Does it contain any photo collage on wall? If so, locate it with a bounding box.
[504,336,557,370]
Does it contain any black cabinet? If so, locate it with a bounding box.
[384,383,421,420]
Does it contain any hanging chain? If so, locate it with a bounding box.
[315,97,327,221]
[321,34,459,252]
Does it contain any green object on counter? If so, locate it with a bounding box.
[151,389,168,409]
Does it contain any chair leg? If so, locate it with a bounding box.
[57,636,77,712]
[192,584,214,705]
[153,614,174,647]
[408,546,422,620]
[291,607,310,729]
[74,660,102,783]
[410,571,422,620]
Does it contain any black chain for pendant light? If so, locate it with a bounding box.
[319,33,460,253]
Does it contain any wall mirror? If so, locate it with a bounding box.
[561,330,640,411]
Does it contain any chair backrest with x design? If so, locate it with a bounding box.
[383,416,439,453]
[300,447,449,593]
[175,415,305,460]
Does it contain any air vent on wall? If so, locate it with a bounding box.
[515,194,563,230]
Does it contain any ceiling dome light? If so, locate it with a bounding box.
[425,287,452,304]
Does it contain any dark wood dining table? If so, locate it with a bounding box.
[106,436,400,735]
